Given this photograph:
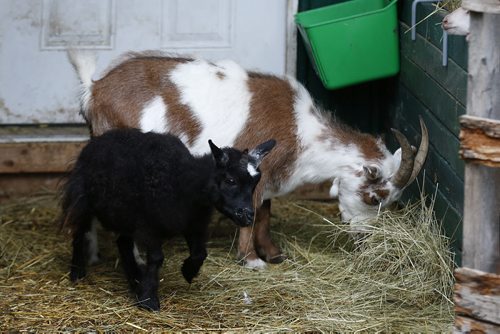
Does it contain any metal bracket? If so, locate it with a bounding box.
[411,0,448,66]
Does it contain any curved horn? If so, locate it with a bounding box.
[391,128,415,188]
[405,116,429,187]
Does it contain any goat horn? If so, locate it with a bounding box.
[404,116,429,187]
[391,128,415,188]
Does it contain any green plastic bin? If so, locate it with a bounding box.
[295,0,399,89]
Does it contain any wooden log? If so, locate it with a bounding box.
[0,141,86,174]
[462,11,500,274]
[454,267,500,333]
[459,115,500,167]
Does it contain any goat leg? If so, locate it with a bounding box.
[136,245,163,311]
[237,226,266,269]
[116,235,142,290]
[181,231,208,284]
[254,200,287,264]
[70,222,92,282]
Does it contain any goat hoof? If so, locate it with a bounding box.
[69,267,86,282]
[267,254,287,264]
[137,295,160,311]
[181,259,202,284]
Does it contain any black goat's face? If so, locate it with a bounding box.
[209,139,276,227]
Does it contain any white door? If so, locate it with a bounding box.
[0,0,289,124]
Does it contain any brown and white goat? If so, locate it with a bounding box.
[68,50,428,269]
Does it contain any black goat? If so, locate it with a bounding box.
[60,128,276,310]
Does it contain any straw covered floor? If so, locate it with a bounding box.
[0,192,454,332]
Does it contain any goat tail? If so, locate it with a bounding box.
[59,171,90,236]
[67,49,97,120]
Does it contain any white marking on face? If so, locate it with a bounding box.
[169,59,251,155]
[247,163,259,177]
[140,96,167,133]
[244,258,267,270]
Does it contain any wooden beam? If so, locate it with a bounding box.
[454,267,500,333]
[459,115,500,167]
[462,0,500,14]
[0,173,65,202]
[462,11,500,274]
[0,141,86,174]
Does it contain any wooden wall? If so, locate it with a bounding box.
[390,1,468,264]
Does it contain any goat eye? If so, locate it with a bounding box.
[225,177,236,185]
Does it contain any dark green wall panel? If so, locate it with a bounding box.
[399,1,468,69]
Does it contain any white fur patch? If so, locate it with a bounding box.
[244,258,267,270]
[273,78,366,198]
[67,50,97,118]
[140,96,167,133]
[247,164,259,177]
[85,219,100,265]
[169,59,251,155]
[442,7,470,36]
[329,178,340,198]
[133,244,146,266]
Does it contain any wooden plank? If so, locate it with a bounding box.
[460,115,500,167]
[462,12,500,274]
[400,55,466,136]
[462,0,500,14]
[454,267,500,324]
[0,173,65,202]
[0,141,86,173]
[400,22,468,106]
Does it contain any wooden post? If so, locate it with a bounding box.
[454,2,500,333]
[461,8,500,275]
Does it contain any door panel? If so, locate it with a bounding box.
[0,0,287,124]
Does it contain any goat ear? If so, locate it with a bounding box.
[208,140,228,166]
[249,139,276,167]
[363,164,381,181]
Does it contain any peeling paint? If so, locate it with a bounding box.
[0,98,13,116]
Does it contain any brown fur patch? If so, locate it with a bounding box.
[359,182,390,206]
[234,72,299,204]
[329,121,385,161]
[216,71,225,80]
[89,56,201,144]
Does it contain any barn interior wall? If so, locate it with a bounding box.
[297,0,467,264]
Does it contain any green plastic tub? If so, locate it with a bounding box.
[295,0,399,89]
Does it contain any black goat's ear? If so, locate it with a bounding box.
[208,139,229,166]
[249,139,276,168]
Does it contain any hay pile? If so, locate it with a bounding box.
[0,193,454,332]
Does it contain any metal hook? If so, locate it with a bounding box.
[411,0,448,66]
